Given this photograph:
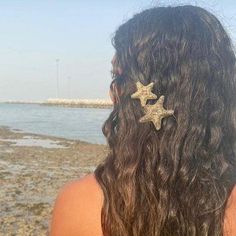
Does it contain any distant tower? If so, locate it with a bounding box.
[67,76,71,99]
[56,59,60,98]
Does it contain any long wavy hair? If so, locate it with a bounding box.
[94,5,236,236]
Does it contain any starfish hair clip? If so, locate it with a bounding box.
[131,81,175,131]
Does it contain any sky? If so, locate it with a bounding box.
[0,0,235,102]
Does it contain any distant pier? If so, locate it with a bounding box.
[2,98,113,109]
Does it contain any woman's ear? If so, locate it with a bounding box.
[109,81,121,104]
[109,87,116,104]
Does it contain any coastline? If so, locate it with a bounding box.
[1,98,113,109]
[0,126,107,235]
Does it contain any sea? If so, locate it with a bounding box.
[0,103,112,144]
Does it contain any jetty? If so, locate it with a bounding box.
[2,98,113,109]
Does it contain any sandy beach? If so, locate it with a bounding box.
[0,126,107,235]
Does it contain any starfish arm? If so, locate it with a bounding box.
[139,113,152,123]
[157,110,174,124]
[166,109,174,115]
[157,95,165,106]
[147,93,158,100]
[161,109,174,117]
[136,81,142,89]
[140,97,148,106]
[131,91,140,99]
[140,100,146,107]
[147,82,154,89]
[152,117,162,130]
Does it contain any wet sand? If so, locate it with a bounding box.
[0,126,107,235]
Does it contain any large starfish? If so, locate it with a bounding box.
[139,95,174,130]
[131,81,157,107]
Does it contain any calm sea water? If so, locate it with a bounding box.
[0,103,112,144]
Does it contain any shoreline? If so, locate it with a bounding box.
[1,99,113,109]
[0,126,107,235]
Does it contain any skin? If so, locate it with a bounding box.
[49,173,236,236]
[49,56,236,235]
[49,173,104,236]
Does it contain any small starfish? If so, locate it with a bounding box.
[131,81,157,107]
[139,95,174,130]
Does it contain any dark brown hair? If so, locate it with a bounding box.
[94,5,236,236]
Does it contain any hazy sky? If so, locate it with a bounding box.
[0,0,235,101]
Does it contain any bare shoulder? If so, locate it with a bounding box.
[59,173,103,198]
[49,173,104,236]
[224,185,236,235]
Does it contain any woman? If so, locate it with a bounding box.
[50,5,236,236]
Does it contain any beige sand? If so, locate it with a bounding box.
[0,126,107,236]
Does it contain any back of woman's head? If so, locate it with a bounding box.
[94,5,236,236]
